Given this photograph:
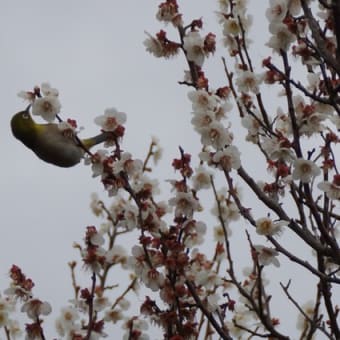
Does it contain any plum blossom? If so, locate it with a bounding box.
[253,245,280,267]
[141,267,165,292]
[21,299,52,319]
[292,158,321,183]
[168,191,201,218]
[318,175,340,200]
[200,121,233,149]
[267,22,295,52]
[94,107,127,132]
[236,70,263,94]
[55,306,79,335]
[188,89,218,112]
[32,95,61,122]
[192,165,212,191]
[265,0,287,22]
[212,145,241,171]
[183,31,205,67]
[255,217,287,236]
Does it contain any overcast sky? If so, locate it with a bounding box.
[0,1,326,338]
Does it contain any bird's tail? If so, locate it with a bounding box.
[82,131,113,149]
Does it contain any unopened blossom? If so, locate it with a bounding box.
[235,70,263,94]
[318,175,340,200]
[253,245,280,267]
[32,95,61,122]
[292,158,321,183]
[94,107,126,131]
[183,31,205,67]
[212,145,241,171]
[267,22,295,52]
[265,0,287,22]
[255,217,287,236]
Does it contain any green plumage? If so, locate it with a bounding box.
[11,110,109,167]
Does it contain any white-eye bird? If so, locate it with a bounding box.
[11,108,110,167]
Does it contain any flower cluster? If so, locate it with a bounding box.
[18,82,61,122]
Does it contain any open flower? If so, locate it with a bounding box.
[32,95,61,122]
[253,245,280,267]
[255,217,287,236]
[292,158,321,183]
[318,175,340,200]
[94,107,127,132]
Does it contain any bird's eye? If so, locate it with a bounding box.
[22,112,29,119]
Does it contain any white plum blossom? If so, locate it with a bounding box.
[183,31,205,67]
[89,149,109,177]
[267,22,295,52]
[265,0,288,22]
[212,145,241,171]
[55,306,80,335]
[168,191,201,218]
[191,110,216,132]
[143,32,165,58]
[188,89,218,112]
[32,95,61,122]
[235,70,263,94]
[182,220,207,247]
[200,121,233,149]
[105,245,128,266]
[192,165,212,191]
[112,152,143,177]
[296,301,315,331]
[141,267,165,292]
[255,217,287,236]
[94,107,127,131]
[122,318,149,340]
[292,158,321,183]
[223,18,241,36]
[40,82,59,97]
[253,245,280,267]
[21,299,52,319]
[318,176,340,200]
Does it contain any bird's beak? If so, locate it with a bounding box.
[25,104,32,113]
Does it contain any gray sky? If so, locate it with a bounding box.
[0,1,324,338]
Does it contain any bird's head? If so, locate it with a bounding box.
[11,106,37,148]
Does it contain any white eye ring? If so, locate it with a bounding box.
[22,112,29,119]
